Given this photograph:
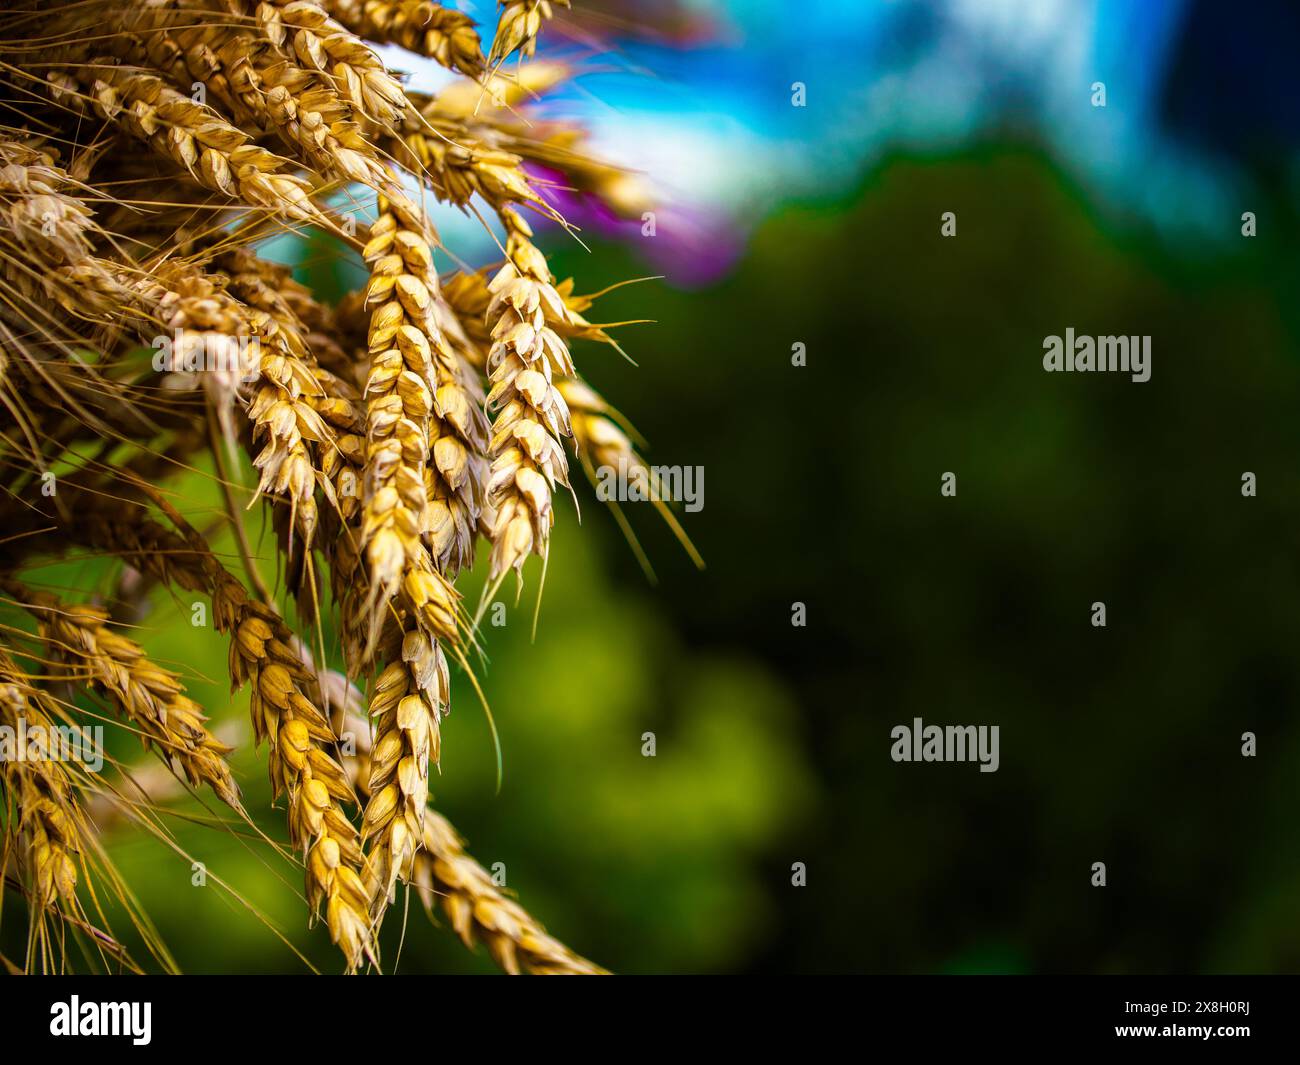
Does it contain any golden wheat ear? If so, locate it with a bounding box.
[125,491,378,972]
[323,0,488,79]
[413,808,607,975]
[488,0,571,73]
[337,705,603,973]
[0,656,83,912]
[3,583,243,812]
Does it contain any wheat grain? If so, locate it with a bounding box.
[441,267,495,356]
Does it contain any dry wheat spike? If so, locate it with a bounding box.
[0,0,693,974]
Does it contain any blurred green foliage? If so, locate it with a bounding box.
[572,143,1300,974]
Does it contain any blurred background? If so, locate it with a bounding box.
[11,0,1300,973]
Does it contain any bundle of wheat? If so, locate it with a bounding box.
[0,0,695,974]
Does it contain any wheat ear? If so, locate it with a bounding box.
[53,61,326,225]
[304,362,462,913]
[360,196,481,607]
[85,2,400,196]
[0,652,83,910]
[137,496,377,971]
[359,621,446,913]
[253,0,411,129]
[230,601,375,968]
[145,258,332,550]
[15,589,242,812]
[338,707,607,974]
[414,809,607,975]
[488,0,569,69]
[324,0,487,78]
[354,191,487,906]
[483,205,575,586]
[0,138,136,321]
